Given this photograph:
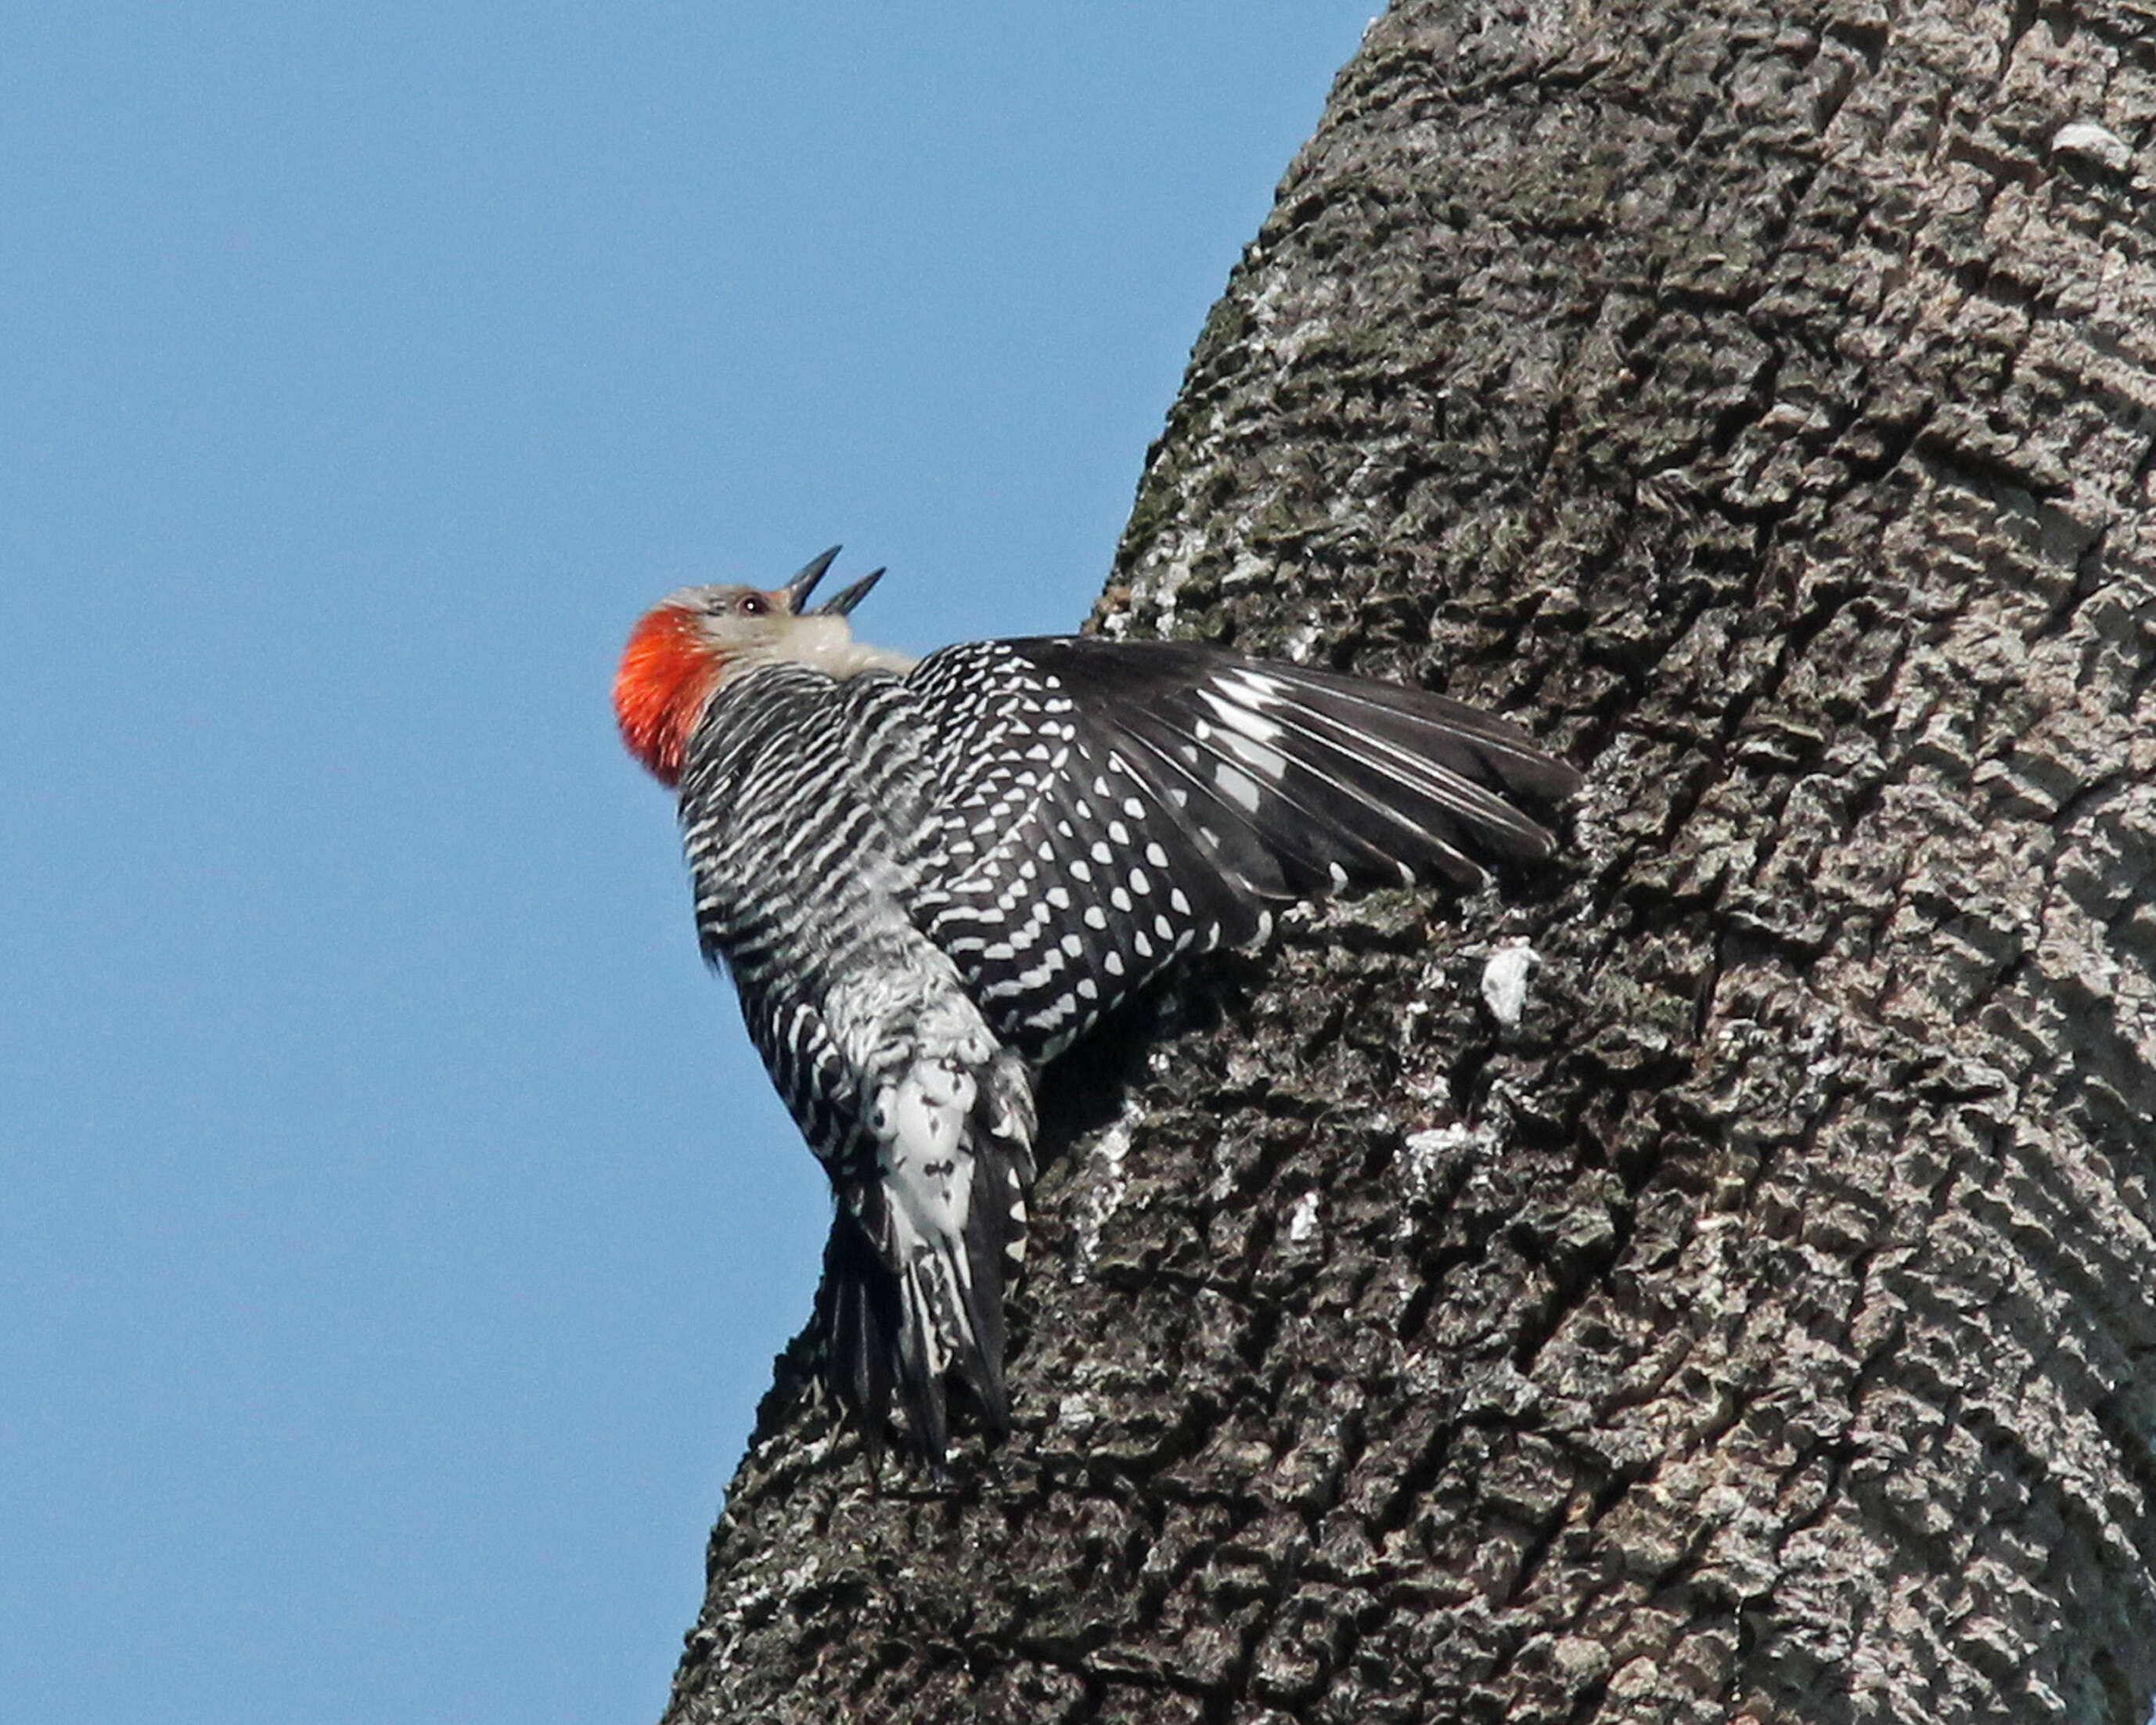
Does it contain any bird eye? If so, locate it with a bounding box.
[736,593,768,617]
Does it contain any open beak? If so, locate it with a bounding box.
[776,546,843,614]
[814,568,884,617]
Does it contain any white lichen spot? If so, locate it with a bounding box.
[1286,1189,1323,1244]
[1791,1003,1845,1123]
[2052,120,2133,174]
[1070,1103,1139,1281]
[1559,730,1635,881]
[1395,1115,1511,1239]
[1245,266,1340,371]
[1481,940,1541,1029]
[1405,1067,1452,1107]
[1524,0,1578,55]
[1129,526,1209,637]
[1402,1123,1479,1202]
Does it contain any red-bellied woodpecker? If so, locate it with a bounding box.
[615,548,1578,1468]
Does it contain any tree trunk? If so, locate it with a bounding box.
[661,0,2156,1719]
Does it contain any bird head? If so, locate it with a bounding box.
[614,548,903,787]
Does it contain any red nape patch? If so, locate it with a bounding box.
[614,605,721,787]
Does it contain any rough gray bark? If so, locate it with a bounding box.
[661,0,2156,1720]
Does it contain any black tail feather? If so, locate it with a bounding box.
[815,1211,901,1466]
[812,1060,1035,1471]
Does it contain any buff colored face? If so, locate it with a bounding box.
[614,578,911,787]
[614,585,796,787]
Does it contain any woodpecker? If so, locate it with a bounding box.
[616,548,1579,1468]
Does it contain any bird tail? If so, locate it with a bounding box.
[815,1046,1035,1471]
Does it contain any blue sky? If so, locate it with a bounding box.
[1,6,1373,1720]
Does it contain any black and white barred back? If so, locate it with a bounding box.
[678,637,1578,1467]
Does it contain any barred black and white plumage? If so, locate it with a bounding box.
[616,549,1581,1469]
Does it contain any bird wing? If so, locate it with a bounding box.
[899,637,1576,1061]
[899,640,1259,1061]
[1021,638,1579,892]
